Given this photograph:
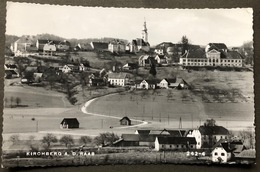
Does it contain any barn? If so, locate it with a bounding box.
[60,118,79,129]
[120,116,131,125]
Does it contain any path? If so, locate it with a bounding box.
[81,95,148,129]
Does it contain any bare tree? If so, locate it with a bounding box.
[60,135,74,148]
[15,97,21,106]
[94,132,119,146]
[79,136,92,146]
[42,133,58,149]
[10,96,14,108]
[4,97,8,107]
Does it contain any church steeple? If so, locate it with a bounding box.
[142,18,148,42]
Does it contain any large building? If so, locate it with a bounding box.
[179,43,243,67]
[128,20,150,53]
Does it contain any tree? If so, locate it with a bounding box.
[204,119,216,126]
[60,135,74,148]
[4,97,8,107]
[239,41,253,65]
[94,132,119,146]
[42,133,58,148]
[181,35,189,55]
[24,71,34,82]
[15,97,21,106]
[79,136,92,145]
[149,64,157,77]
[10,96,14,108]
[9,135,20,145]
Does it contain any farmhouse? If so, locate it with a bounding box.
[138,55,156,67]
[135,129,187,137]
[89,78,106,86]
[4,64,18,70]
[107,72,129,86]
[235,149,256,164]
[60,118,79,129]
[120,116,131,126]
[158,78,176,89]
[154,136,197,151]
[154,42,175,55]
[5,70,19,79]
[74,43,93,51]
[56,40,71,51]
[135,79,160,89]
[199,125,230,148]
[122,63,139,70]
[43,44,57,55]
[212,142,233,163]
[12,35,35,53]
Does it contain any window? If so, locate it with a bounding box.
[176,145,179,148]
[220,136,223,139]
[215,152,218,156]
[221,153,225,156]
[169,145,172,148]
[198,142,200,145]
[162,145,164,148]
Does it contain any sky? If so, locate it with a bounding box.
[6,2,253,47]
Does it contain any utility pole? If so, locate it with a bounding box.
[159,113,161,122]
[168,114,170,125]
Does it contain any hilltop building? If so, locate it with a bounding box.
[179,43,243,67]
[128,20,150,53]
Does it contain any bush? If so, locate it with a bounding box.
[9,135,20,145]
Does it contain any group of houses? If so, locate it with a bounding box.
[111,123,254,163]
[10,35,72,56]
[87,69,189,90]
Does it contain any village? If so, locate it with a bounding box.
[3,18,255,167]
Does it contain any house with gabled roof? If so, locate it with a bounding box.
[120,116,131,126]
[186,129,202,149]
[108,40,126,53]
[212,141,234,163]
[205,43,228,53]
[12,35,35,53]
[107,72,129,86]
[135,79,160,90]
[60,118,79,129]
[158,78,176,89]
[122,63,139,70]
[235,149,256,164]
[199,125,230,148]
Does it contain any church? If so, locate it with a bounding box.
[127,20,150,53]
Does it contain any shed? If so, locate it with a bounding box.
[120,116,131,126]
[60,118,79,129]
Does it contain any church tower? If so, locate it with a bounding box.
[142,19,148,42]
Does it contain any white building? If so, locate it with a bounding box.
[186,130,202,149]
[179,48,243,67]
[107,73,129,86]
[108,40,126,53]
[212,142,233,163]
